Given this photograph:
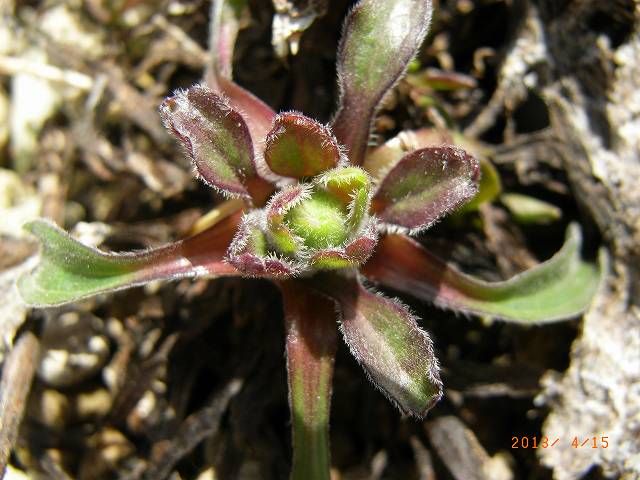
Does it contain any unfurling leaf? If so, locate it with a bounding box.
[362,224,604,323]
[240,166,376,273]
[371,146,479,231]
[308,220,378,270]
[311,273,442,417]
[227,212,301,277]
[265,184,310,256]
[19,215,240,307]
[332,0,433,165]
[281,280,337,480]
[160,86,269,201]
[317,166,372,231]
[264,113,340,179]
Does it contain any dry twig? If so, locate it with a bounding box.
[0,330,40,478]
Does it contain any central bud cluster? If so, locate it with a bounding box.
[227,165,378,277]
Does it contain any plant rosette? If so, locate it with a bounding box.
[18,1,603,479]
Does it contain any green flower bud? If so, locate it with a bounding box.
[284,191,349,250]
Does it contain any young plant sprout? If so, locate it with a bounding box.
[19,0,602,478]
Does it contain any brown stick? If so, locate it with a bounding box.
[0,331,40,478]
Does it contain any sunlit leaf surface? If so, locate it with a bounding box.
[19,215,239,306]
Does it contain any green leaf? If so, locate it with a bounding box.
[406,68,477,91]
[362,224,604,323]
[285,191,349,250]
[265,185,310,256]
[332,0,433,165]
[309,221,378,270]
[500,193,562,225]
[18,216,240,307]
[371,146,479,231]
[280,280,337,480]
[311,273,442,417]
[264,112,340,179]
[317,166,372,231]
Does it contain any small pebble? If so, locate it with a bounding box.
[37,312,110,388]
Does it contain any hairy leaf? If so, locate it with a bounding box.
[280,280,337,480]
[215,77,277,163]
[317,167,372,232]
[285,191,349,250]
[309,220,377,270]
[264,112,340,179]
[344,223,378,262]
[363,128,453,180]
[457,156,502,213]
[309,249,357,270]
[371,146,479,231]
[362,225,603,322]
[318,166,369,201]
[19,214,240,307]
[312,273,442,417]
[205,0,276,159]
[160,86,268,201]
[227,212,301,277]
[266,184,310,256]
[332,0,433,165]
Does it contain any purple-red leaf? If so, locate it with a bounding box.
[160,86,270,201]
[280,280,337,480]
[215,77,276,155]
[332,0,433,165]
[371,146,479,231]
[205,0,276,155]
[361,225,603,323]
[207,0,248,81]
[264,112,341,179]
[344,221,378,260]
[205,75,279,193]
[311,273,442,417]
[18,213,241,307]
[363,128,453,180]
[227,252,298,277]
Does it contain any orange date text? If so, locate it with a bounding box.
[511,436,609,449]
